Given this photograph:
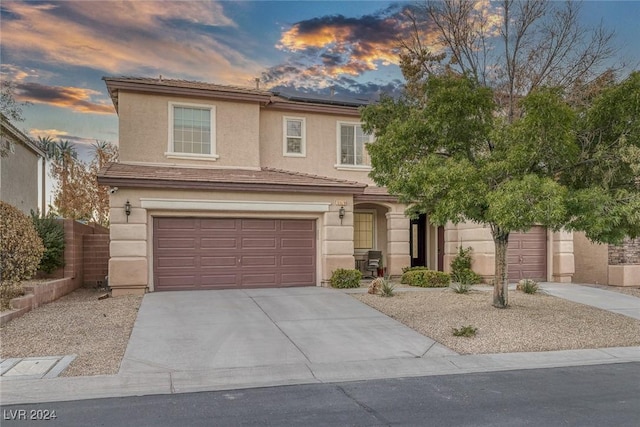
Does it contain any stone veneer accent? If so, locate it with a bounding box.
[609,237,640,265]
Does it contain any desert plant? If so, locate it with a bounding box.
[517,279,539,294]
[452,325,477,337]
[1,202,45,306]
[31,210,65,274]
[451,246,483,285]
[451,282,471,294]
[380,279,395,297]
[330,268,362,289]
[401,269,450,287]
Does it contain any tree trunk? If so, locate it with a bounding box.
[492,227,510,308]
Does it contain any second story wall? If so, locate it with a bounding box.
[118,91,261,168]
[259,109,374,184]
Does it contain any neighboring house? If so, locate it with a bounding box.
[0,113,46,215]
[98,77,574,295]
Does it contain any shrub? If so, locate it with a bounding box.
[330,268,362,289]
[401,265,429,274]
[451,246,483,285]
[380,279,395,297]
[451,282,471,294]
[517,279,539,294]
[401,269,450,287]
[1,202,45,304]
[31,210,65,274]
[452,325,477,337]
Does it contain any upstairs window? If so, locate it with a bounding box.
[337,122,372,168]
[167,103,217,159]
[283,117,306,157]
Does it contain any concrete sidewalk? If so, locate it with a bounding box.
[1,283,639,405]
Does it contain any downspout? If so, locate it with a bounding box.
[41,156,46,214]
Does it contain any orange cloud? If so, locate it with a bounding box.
[1,1,261,85]
[15,82,114,114]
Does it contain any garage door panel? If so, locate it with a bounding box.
[281,238,314,249]
[200,219,239,230]
[156,256,196,268]
[154,218,315,291]
[242,237,277,249]
[241,256,277,266]
[242,219,277,230]
[201,238,238,249]
[201,256,237,267]
[281,220,314,231]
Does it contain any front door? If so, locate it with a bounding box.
[410,214,427,267]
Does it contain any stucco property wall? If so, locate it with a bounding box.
[573,232,609,285]
[117,92,261,168]
[259,109,373,183]
[0,138,39,214]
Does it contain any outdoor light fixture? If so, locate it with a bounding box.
[124,200,131,222]
[339,206,345,225]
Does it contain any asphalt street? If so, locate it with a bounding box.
[2,362,638,427]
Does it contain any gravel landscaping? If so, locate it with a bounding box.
[1,287,142,377]
[354,288,640,354]
[1,283,638,377]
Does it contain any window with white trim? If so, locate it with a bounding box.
[283,117,306,156]
[167,102,216,159]
[354,211,374,250]
[337,122,373,168]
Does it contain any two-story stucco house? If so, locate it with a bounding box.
[1,113,46,215]
[98,77,574,295]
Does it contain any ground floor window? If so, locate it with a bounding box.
[354,211,374,250]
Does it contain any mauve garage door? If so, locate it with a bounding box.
[153,218,316,291]
[508,227,547,282]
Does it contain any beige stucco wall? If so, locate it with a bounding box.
[0,136,40,214]
[259,109,374,183]
[117,92,261,168]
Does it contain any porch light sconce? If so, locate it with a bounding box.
[338,206,345,225]
[124,200,131,222]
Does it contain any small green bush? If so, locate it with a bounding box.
[451,246,483,284]
[1,202,45,306]
[451,282,471,294]
[517,279,539,294]
[380,279,395,297]
[330,268,362,289]
[452,325,477,337]
[31,210,65,274]
[401,265,429,274]
[401,269,450,287]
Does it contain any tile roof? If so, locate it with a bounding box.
[98,163,367,194]
[104,76,272,97]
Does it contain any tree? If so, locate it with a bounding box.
[362,74,638,308]
[41,138,118,226]
[0,80,29,123]
[362,0,631,308]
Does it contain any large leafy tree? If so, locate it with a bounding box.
[363,0,634,308]
[363,71,639,308]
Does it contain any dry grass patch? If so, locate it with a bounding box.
[1,288,142,376]
[354,289,640,354]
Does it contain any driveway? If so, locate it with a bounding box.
[119,287,456,374]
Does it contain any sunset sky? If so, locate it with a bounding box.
[1,0,639,160]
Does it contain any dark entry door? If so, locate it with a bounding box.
[410,214,427,267]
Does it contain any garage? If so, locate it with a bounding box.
[508,227,547,281]
[153,218,316,291]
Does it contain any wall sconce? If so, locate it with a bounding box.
[124,200,131,222]
[338,206,345,225]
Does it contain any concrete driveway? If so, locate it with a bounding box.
[119,287,456,374]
